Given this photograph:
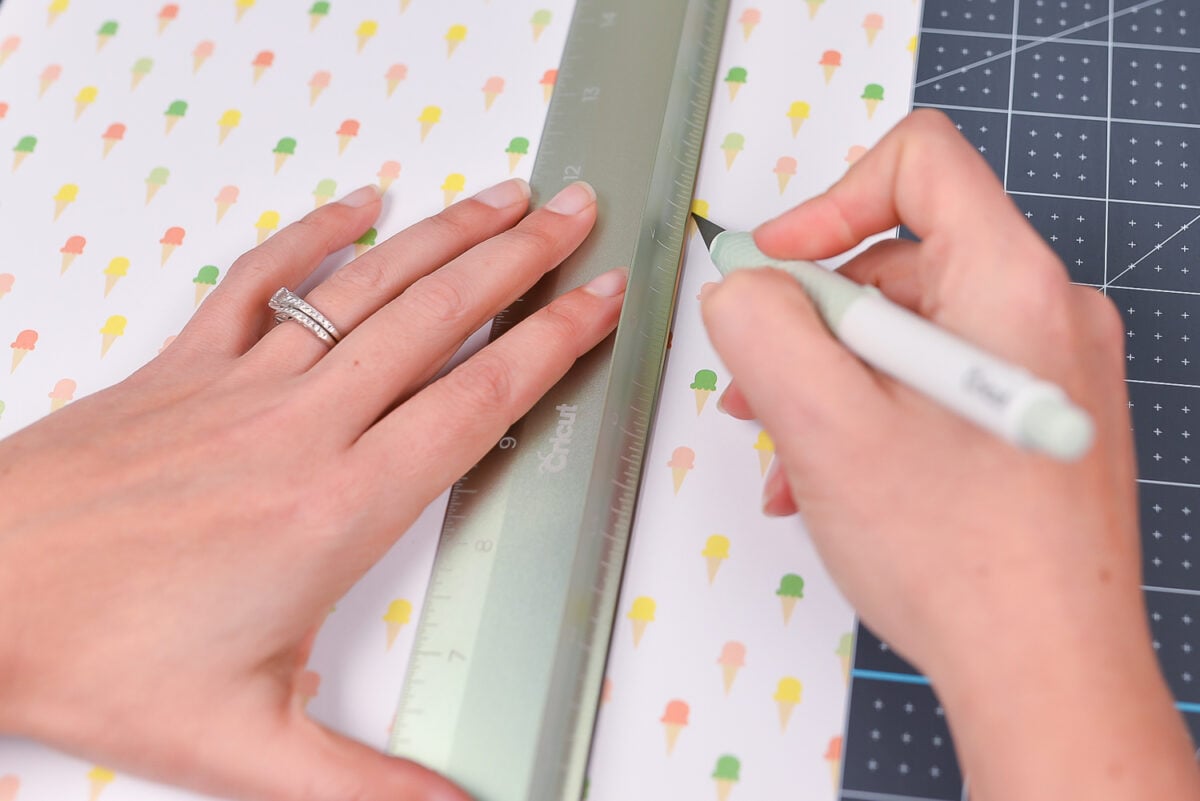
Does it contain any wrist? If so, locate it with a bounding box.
[928,590,1200,801]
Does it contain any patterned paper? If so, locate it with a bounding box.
[0,1,919,799]
[586,2,920,799]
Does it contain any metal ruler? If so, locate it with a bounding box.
[387,2,729,799]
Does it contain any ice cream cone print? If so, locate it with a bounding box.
[712,755,740,801]
[47,0,68,27]
[863,14,884,46]
[235,0,254,22]
[53,183,77,220]
[836,632,854,684]
[664,722,684,753]
[99,316,125,357]
[74,86,97,120]
[720,133,744,170]
[862,84,884,119]
[721,663,739,693]
[806,0,824,19]
[739,8,760,40]
[273,153,289,173]
[716,642,746,696]
[780,595,797,623]
[660,700,688,754]
[671,467,687,494]
[701,534,729,584]
[10,349,29,372]
[161,243,178,265]
[272,137,296,173]
[356,20,378,52]
[87,767,115,801]
[445,24,466,57]
[377,162,400,192]
[48,378,75,411]
[193,41,214,73]
[441,174,465,207]
[825,736,843,788]
[255,211,280,244]
[0,773,20,801]
[214,185,238,222]
[774,677,802,731]
[530,9,552,41]
[753,431,774,475]
[540,69,557,102]
[631,619,648,647]
[383,598,413,649]
[103,257,129,297]
[354,227,377,257]
[193,265,218,306]
[61,254,75,272]
[0,36,19,68]
[0,274,11,300]
[627,596,655,647]
[776,573,804,624]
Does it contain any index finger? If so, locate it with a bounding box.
[754,109,1042,265]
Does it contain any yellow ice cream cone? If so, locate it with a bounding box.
[758,449,773,476]
[420,121,435,141]
[777,700,796,731]
[443,189,459,208]
[257,228,271,245]
[790,118,805,137]
[631,619,649,647]
[806,0,822,19]
[74,101,88,120]
[386,620,404,649]
[101,333,119,357]
[356,34,370,52]
[706,555,723,584]
[54,199,69,219]
[104,273,121,297]
[219,124,234,144]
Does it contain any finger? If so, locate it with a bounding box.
[315,181,599,435]
[180,186,382,356]
[231,715,469,801]
[701,269,892,465]
[251,178,532,374]
[351,268,627,523]
[716,381,755,420]
[835,237,925,313]
[753,109,1048,277]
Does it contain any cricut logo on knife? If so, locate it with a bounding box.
[538,404,578,474]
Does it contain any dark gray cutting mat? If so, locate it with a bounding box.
[840,2,1200,799]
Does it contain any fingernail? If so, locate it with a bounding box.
[583,267,628,298]
[473,177,531,209]
[337,184,382,208]
[545,181,597,215]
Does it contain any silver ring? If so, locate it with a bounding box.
[268,287,341,345]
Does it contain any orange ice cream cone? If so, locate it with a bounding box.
[310,85,325,104]
[543,83,554,102]
[484,91,500,110]
[51,397,68,411]
[61,253,76,273]
[777,173,792,194]
[10,349,28,372]
[823,65,837,84]
[102,138,118,156]
[829,759,840,787]
[671,466,689,494]
[39,77,54,96]
[216,202,232,223]
[387,78,403,97]
[253,65,267,83]
[721,664,739,694]
[338,134,353,154]
[663,722,684,754]
[160,244,176,266]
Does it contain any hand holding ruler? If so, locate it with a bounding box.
[388,1,730,799]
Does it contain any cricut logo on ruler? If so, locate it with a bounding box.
[538,404,578,473]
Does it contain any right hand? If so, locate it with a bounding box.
[701,110,1200,800]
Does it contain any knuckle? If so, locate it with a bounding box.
[411,273,472,327]
[422,208,475,246]
[537,297,587,346]
[450,352,515,412]
[1079,287,1126,353]
[333,250,391,295]
[507,219,564,257]
[290,213,339,252]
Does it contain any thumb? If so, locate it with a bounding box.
[223,714,470,801]
[701,269,891,466]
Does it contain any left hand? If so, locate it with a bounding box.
[0,179,623,801]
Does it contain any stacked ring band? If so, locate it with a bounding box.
[268,287,341,346]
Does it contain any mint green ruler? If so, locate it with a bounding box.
[387,2,729,799]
